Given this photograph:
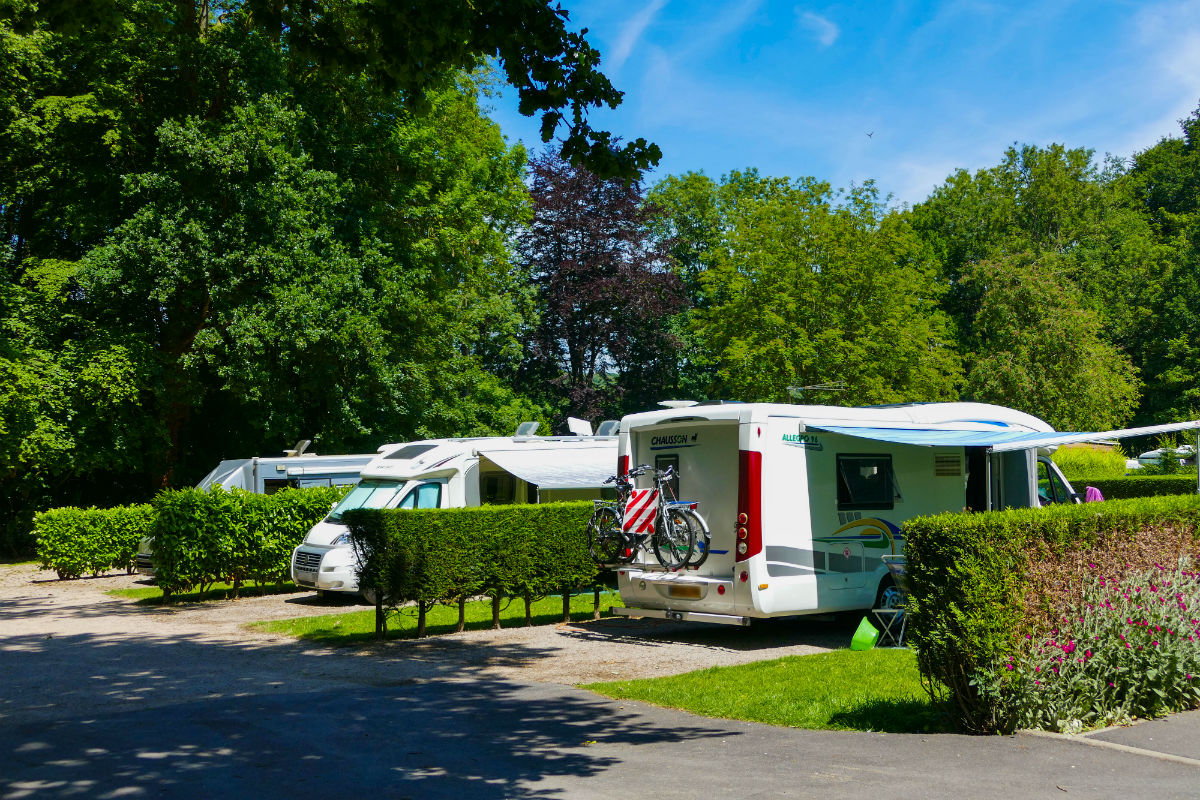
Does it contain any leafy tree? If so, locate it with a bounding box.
[0,2,541,551]
[670,171,961,405]
[517,151,685,420]
[7,0,659,180]
[1117,105,1200,423]
[959,255,1140,431]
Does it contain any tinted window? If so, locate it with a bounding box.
[836,455,898,510]
[397,482,442,509]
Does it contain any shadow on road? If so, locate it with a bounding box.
[0,630,731,799]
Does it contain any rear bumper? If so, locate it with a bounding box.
[612,606,751,626]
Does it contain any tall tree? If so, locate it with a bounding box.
[517,151,685,421]
[959,255,1140,430]
[655,171,961,405]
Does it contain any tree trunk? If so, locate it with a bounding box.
[524,590,532,626]
[457,597,466,633]
[593,585,601,620]
[492,594,501,629]
[375,595,385,640]
[562,588,571,623]
[417,603,427,638]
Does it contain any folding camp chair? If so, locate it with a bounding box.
[872,555,908,647]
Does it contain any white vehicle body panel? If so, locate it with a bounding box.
[613,402,1195,625]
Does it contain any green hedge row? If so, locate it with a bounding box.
[345,502,598,637]
[35,504,155,578]
[904,494,1200,733]
[151,486,346,598]
[1076,474,1199,499]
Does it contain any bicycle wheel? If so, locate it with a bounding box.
[652,506,696,571]
[587,505,627,565]
[680,507,712,569]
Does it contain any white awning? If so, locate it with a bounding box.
[478,447,617,489]
[809,419,1200,453]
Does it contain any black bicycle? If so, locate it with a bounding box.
[587,464,709,571]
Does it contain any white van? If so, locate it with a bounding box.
[611,402,1200,626]
[290,422,619,599]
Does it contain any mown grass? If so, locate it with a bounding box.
[250,592,624,644]
[108,580,306,604]
[584,647,948,733]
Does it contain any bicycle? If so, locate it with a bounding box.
[587,464,709,571]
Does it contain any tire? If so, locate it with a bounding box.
[587,505,627,565]
[680,508,712,569]
[652,506,696,571]
[875,578,903,610]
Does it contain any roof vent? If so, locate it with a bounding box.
[284,439,312,457]
[659,400,698,409]
[567,417,593,436]
[596,420,619,437]
[515,421,540,437]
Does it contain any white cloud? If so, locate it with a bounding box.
[798,10,840,47]
[609,0,669,72]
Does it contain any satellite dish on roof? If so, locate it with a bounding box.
[658,400,699,409]
[567,417,593,436]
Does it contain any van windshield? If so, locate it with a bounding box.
[328,480,406,521]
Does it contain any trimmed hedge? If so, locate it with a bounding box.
[150,486,346,598]
[35,504,155,579]
[346,502,598,638]
[904,494,1200,733]
[1077,474,1199,500]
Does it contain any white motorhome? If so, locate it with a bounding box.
[196,453,377,493]
[290,422,619,599]
[612,402,1200,626]
[136,450,377,576]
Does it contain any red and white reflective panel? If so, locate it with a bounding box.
[623,489,659,534]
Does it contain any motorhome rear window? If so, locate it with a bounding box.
[384,444,438,461]
[836,455,898,510]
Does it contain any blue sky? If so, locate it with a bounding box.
[485,0,1200,205]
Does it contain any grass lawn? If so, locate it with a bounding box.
[584,647,948,733]
[250,592,624,644]
[108,580,306,604]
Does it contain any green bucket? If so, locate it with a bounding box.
[850,616,879,650]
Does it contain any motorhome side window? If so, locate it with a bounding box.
[397,482,441,510]
[836,454,898,510]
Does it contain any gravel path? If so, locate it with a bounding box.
[0,561,848,725]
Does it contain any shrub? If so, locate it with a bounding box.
[35,504,155,578]
[150,486,346,599]
[988,562,1200,733]
[904,494,1200,733]
[1081,475,1198,500]
[345,502,598,638]
[1051,444,1128,481]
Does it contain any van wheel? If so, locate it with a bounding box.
[875,578,903,610]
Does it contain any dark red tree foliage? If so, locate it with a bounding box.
[518,151,686,421]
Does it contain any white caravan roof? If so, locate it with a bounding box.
[197,454,377,490]
[363,434,617,488]
[622,402,1200,453]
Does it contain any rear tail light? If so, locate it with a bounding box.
[618,454,630,478]
[736,450,762,561]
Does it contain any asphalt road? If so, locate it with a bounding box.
[4,569,1200,798]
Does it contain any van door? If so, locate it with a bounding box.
[396,480,447,509]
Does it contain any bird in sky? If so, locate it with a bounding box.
[866,131,874,138]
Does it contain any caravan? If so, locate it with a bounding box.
[611,402,1200,626]
[290,421,619,600]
